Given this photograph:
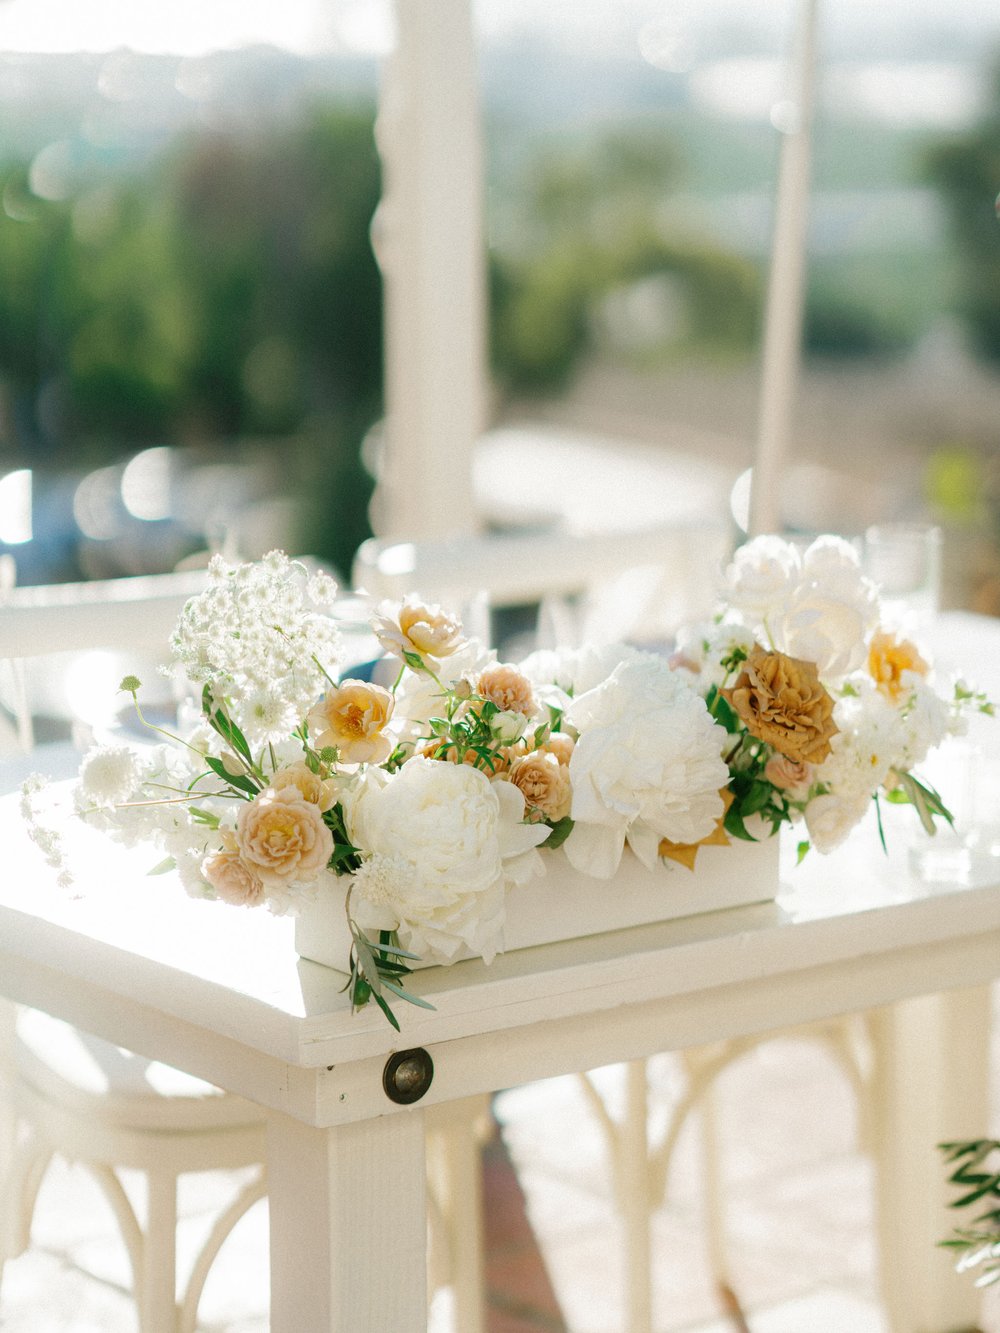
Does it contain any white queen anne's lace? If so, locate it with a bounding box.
[169,551,343,737]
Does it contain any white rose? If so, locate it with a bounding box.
[343,757,547,963]
[815,685,906,803]
[804,791,870,853]
[769,537,879,678]
[564,655,728,878]
[723,536,801,620]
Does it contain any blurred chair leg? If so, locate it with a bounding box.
[870,990,988,1333]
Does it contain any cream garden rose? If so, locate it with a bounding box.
[373,596,465,662]
[235,784,334,891]
[202,846,266,907]
[508,751,572,822]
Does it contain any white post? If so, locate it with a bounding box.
[749,0,820,538]
[371,0,487,541]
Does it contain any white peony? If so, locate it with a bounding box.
[520,641,644,699]
[564,654,729,877]
[343,757,548,963]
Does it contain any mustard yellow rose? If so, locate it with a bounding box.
[724,645,837,765]
[868,630,928,702]
[307,680,394,764]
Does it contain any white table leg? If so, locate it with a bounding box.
[266,1108,427,1333]
[870,988,989,1333]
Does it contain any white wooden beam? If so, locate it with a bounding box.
[750,0,820,537]
[372,0,486,541]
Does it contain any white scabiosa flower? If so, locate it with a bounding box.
[77,745,143,809]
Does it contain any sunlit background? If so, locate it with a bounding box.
[0,0,998,594]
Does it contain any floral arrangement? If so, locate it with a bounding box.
[49,539,988,1028]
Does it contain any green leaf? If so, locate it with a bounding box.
[204,754,259,795]
[381,979,436,1011]
[723,801,758,842]
[542,817,575,850]
[147,856,176,876]
[741,780,770,815]
[372,991,402,1031]
[796,840,810,864]
[188,806,221,828]
[402,650,425,672]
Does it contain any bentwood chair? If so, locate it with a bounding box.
[0,565,486,1332]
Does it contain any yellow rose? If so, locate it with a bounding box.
[724,644,837,765]
[868,630,929,702]
[235,785,334,887]
[307,679,394,764]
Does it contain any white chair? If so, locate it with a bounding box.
[0,566,272,1333]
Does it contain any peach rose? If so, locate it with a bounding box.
[539,730,575,765]
[509,751,572,822]
[202,848,266,907]
[373,597,464,661]
[235,784,334,887]
[763,753,813,791]
[724,644,838,765]
[868,630,929,702]
[271,761,337,811]
[476,664,536,717]
[307,680,394,764]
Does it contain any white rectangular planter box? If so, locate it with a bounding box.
[295,831,781,976]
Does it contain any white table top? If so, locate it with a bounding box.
[3,611,998,1126]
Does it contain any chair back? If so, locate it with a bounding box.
[353,520,729,652]
[0,567,207,757]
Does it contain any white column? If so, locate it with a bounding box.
[749,0,820,538]
[267,1109,428,1333]
[869,989,988,1333]
[372,0,487,541]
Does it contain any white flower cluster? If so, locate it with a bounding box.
[716,534,976,851]
[169,551,343,745]
[725,534,879,680]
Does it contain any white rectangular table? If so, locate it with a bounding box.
[1,785,996,1332]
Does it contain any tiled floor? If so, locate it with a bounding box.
[1,1027,998,1331]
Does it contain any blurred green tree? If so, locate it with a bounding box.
[924,59,1000,362]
